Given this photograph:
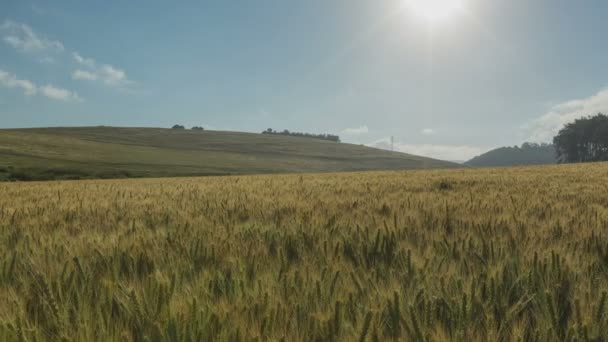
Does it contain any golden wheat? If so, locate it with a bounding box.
[1,163,608,341]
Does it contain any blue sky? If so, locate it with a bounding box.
[1,0,608,160]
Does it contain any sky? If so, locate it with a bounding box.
[1,0,608,161]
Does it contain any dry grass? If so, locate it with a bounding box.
[1,163,608,341]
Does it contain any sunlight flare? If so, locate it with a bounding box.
[405,0,464,23]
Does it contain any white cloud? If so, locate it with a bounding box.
[99,65,128,86]
[526,88,608,142]
[40,84,82,102]
[72,69,98,81]
[1,21,133,93]
[72,52,132,87]
[342,125,369,135]
[421,128,435,135]
[0,69,37,96]
[370,137,489,161]
[1,20,64,53]
[0,69,82,102]
[73,52,95,68]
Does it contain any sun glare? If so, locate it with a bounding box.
[405,0,464,23]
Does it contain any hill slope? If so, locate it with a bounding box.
[466,143,557,167]
[0,127,457,180]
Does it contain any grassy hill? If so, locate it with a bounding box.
[0,126,457,180]
[466,143,557,167]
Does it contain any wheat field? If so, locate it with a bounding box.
[1,163,608,341]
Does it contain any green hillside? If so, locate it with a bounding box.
[466,143,557,167]
[0,126,457,180]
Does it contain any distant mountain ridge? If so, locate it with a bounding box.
[466,143,557,167]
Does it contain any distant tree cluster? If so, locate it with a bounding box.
[172,125,205,131]
[262,128,340,143]
[553,113,608,163]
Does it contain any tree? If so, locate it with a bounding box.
[259,128,341,142]
[191,126,204,130]
[172,125,185,130]
[553,113,608,163]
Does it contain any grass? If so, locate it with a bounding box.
[1,163,607,340]
[0,127,456,181]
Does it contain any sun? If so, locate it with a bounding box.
[405,0,464,23]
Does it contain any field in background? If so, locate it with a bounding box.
[1,163,608,340]
[0,127,456,181]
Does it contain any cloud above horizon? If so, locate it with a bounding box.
[526,88,608,142]
[1,19,133,104]
[421,128,435,135]
[3,19,133,91]
[72,69,98,81]
[0,69,81,102]
[370,137,489,161]
[72,52,131,87]
[342,125,369,135]
[1,20,64,53]
[40,84,82,102]
[0,69,37,96]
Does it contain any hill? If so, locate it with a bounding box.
[466,142,557,167]
[0,126,457,180]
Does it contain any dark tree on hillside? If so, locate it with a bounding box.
[261,128,341,142]
[172,125,185,130]
[553,113,608,163]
